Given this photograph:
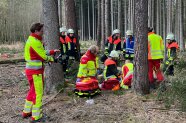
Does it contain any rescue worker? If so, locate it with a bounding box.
[75,45,100,96]
[123,30,135,60]
[101,29,121,63]
[100,50,121,90]
[22,23,60,122]
[59,27,68,73]
[66,29,79,61]
[148,27,164,89]
[165,33,179,76]
[120,60,133,89]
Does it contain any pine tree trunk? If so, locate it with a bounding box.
[179,0,185,51]
[124,0,127,35]
[92,0,95,41]
[58,0,62,26]
[42,0,64,94]
[118,0,121,30]
[105,0,111,38]
[111,0,114,31]
[163,0,167,59]
[81,0,84,41]
[133,0,149,95]
[101,0,105,51]
[167,0,172,33]
[156,0,160,34]
[64,0,79,48]
[97,0,101,47]
[128,0,131,30]
[88,0,91,40]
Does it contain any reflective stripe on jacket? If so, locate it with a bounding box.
[66,35,77,51]
[77,50,98,78]
[60,36,68,54]
[167,42,179,60]
[105,36,121,53]
[125,37,135,54]
[24,33,54,74]
[122,63,133,80]
[148,32,164,60]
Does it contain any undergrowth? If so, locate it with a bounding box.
[157,57,186,111]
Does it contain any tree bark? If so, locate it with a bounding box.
[105,0,111,38]
[118,0,121,30]
[167,0,172,33]
[42,0,64,94]
[179,0,185,51]
[64,0,79,48]
[97,0,101,47]
[58,0,62,27]
[133,0,150,95]
[101,0,105,51]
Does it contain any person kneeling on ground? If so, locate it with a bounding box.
[75,45,100,97]
[120,60,133,89]
[100,50,121,91]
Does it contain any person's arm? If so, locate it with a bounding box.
[31,41,54,62]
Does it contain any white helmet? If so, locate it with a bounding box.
[112,29,120,35]
[126,30,133,35]
[166,33,174,40]
[60,27,67,33]
[109,50,119,58]
[67,29,74,34]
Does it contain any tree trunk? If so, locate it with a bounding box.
[167,0,172,33]
[101,0,105,51]
[118,0,121,30]
[133,0,149,95]
[42,0,64,94]
[156,0,160,34]
[97,0,101,47]
[111,0,114,31]
[81,0,84,41]
[163,0,167,59]
[88,0,91,40]
[124,0,127,35]
[92,0,95,41]
[179,0,185,51]
[58,0,62,26]
[105,0,111,38]
[64,0,79,48]
[128,0,131,30]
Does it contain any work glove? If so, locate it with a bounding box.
[165,60,171,65]
[47,56,54,62]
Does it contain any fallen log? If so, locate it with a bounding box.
[0,58,25,64]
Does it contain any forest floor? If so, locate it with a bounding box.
[0,42,186,123]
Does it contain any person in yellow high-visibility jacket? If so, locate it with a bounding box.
[120,60,134,89]
[22,23,60,122]
[148,27,164,89]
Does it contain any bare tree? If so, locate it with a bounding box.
[133,0,149,94]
